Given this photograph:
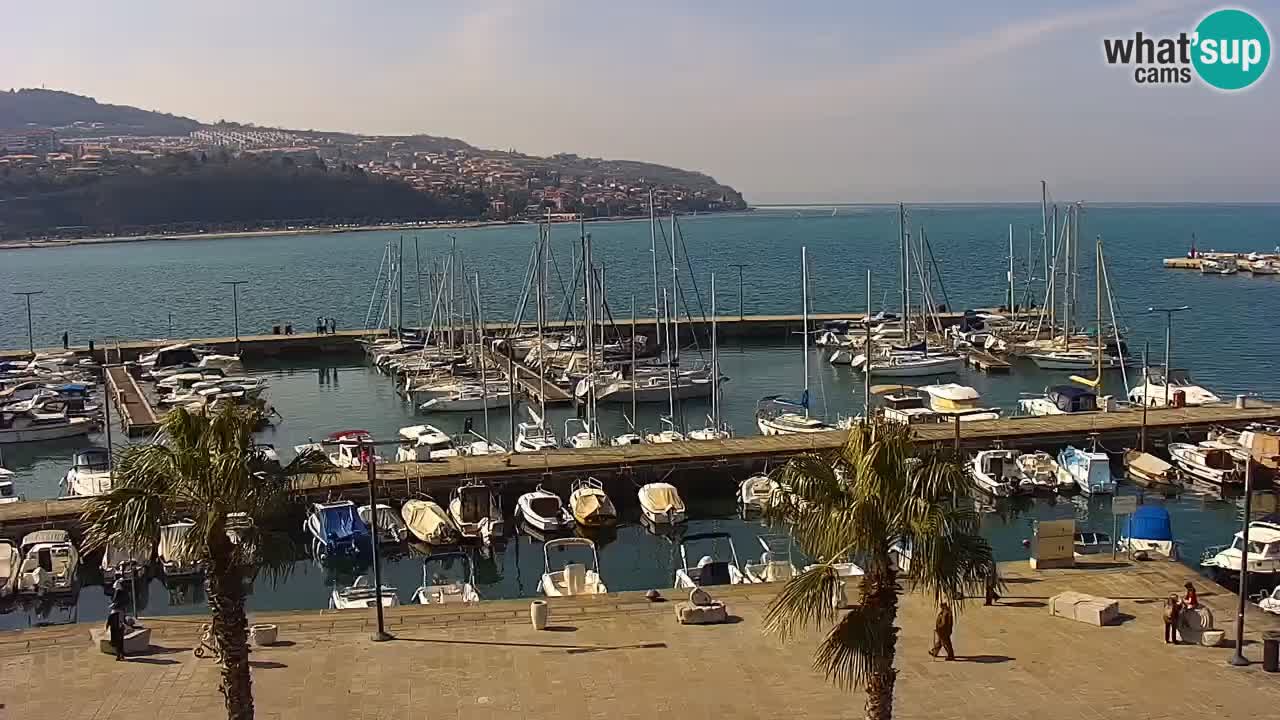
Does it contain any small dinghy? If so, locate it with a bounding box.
[515,485,574,533]
[1015,451,1064,493]
[738,473,777,513]
[413,551,480,605]
[0,539,20,598]
[16,529,80,595]
[449,482,505,547]
[569,477,617,527]
[1124,450,1181,489]
[743,535,799,584]
[674,532,748,588]
[638,482,687,524]
[330,575,399,610]
[359,503,409,544]
[540,538,607,597]
[401,498,460,545]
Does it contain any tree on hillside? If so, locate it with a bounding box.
[81,406,330,720]
[762,422,997,720]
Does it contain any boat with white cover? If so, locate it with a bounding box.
[16,529,80,595]
[413,551,480,604]
[674,532,749,588]
[638,482,686,524]
[1124,450,1181,488]
[330,575,399,610]
[919,383,1001,421]
[359,503,409,544]
[540,537,607,596]
[515,485,574,532]
[569,477,617,527]
[401,498,460,545]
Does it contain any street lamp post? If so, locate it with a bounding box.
[1230,456,1254,666]
[729,264,748,320]
[364,439,393,643]
[1146,305,1188,408]
[221,281,248,355]
[13,291,44,354]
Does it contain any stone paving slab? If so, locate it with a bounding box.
[2,560,1278,719]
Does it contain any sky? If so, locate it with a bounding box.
[2,0,1277,203]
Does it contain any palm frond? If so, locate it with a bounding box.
[812,603,897,691]
[762,564,842,641]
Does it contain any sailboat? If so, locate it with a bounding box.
[689,272,732,441]
[756,247,833,435]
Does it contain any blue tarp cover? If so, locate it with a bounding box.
[1123,505,1172,541]
[320,504,369,544]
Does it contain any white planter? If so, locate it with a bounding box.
[249,624,278,646]
[530,600,549,630]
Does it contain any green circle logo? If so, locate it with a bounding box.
[1193,9,1270,90]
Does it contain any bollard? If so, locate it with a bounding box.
[1264,631,1280,672]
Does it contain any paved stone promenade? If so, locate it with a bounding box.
[2,560,1278,719]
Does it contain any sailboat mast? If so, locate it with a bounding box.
[671,212,679,363]
[1060,210,1071,344]
[582,227,593,436]
[710,272,718,431]
[864,269,872,420]
[630,294,638,429]
[1040,180,1048,322]
[1007,224,1015,312]
[1049,205,1058,334]
[536,224,547,421]
[663,290,675,421]
[802,245,810,419]
[900,203,911,344]
[475,272,491,443]
[649,189,661,351]
[1095,234,1104,396]
[397,237,405,335]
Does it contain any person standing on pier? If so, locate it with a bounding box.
[984,565,1002,606]
[1164,595,1182,644]
[62,331,69,349]
[106,602,126,660]
[928,601,955,660]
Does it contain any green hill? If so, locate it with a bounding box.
[0,88,201,136]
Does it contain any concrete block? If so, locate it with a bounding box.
[1200,630,1225,647]
[89,626,152,654]
[1049,592,1119,626]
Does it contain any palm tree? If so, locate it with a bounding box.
[762,422,996,720]
[82,405,330,720]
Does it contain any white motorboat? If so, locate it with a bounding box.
[401,498,460,545]
[569,477,617,527]
[330,575,400,610]
[326,430,382,469]
[1200,257,1239,274]
[1118,505,1175,558]
[674,532,749,588]
[1202,521,1280,576]
[395,424,459,462]
[0,468,22,504]
[562,418,602,449]
[516,485,574,532]
[755,396,833,435]
[582,367,715,404]
[644,416,686,444]
[159,520,204,578]
[359,503,409,544]
[449,482,504,546]
[16,529,80,595]
[1128,368,1221,408]
[743,536,800,584]
[1018,385,1099,416]
[1,539,20,598]
[738,473,777,512]
[637,482,687,524]
[804,559,867,607]
[1168,442,1241,486]
[971,449,1023,497]
[1258,586,1280,614]
[1056,446,1117,495]
[853,351,963,377]
[1124,450,1181,488]
[540,537,607,596]
[1027,349,1125,370]
[0,410,92,444]
[62,447,112,497]
[1015,451,1066,492]
[100,541,151,584]
[413,551,480,604]
[304,500,371,558]
[919,383,1002,421]
[611,432,644,446]
[515,421,558,452]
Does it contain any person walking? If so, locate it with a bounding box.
[1163,594,1182,644]
[984,565,1001,606]
[106,603,126,660]
[928,601,956,660]
[62,331,69,349]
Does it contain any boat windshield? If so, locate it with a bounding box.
[528,496,562,517]
[1230,537,1266,554]
[424,555,471,586]
[0,483,15,498]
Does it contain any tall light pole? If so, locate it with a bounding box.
[1146,306,1188,408]
[363,438,393,643]
[13,291,43,354]
[1230,454,1255,666]
[729,264,748,320]
[221,281,247,355]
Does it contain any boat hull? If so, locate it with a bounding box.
[0,418,92,444]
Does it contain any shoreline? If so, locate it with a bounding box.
[0,209,754,251]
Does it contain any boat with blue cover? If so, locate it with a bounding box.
[304,500,371,559]
[1119,505,1175,557]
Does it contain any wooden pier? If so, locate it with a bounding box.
[480,345,573,406]
[962,349,1012,374]
[5,403,1279,540]
[104,364,159,437]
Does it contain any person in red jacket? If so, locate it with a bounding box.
[1182,582,1199,610]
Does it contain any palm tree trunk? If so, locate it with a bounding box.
[862,570,899,720]
[207,527,254,720]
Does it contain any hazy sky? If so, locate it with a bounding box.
[3,0,1277,202]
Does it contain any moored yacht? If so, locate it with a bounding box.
[0,409,93,444]
[1128,368,1221,408]
[1018,385,1099,417]
[971,449,1023,497]
[63,447,112,497]
[1056,445,1116,495]
[1168,442,1241,487]
[756,396,833,435]
[1202,520,1280,577]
